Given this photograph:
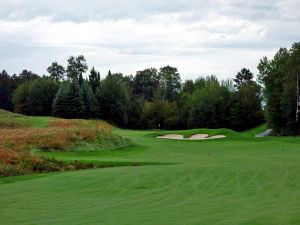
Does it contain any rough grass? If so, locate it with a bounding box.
[0,110,132,177]
[0,119,131,152]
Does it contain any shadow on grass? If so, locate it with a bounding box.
[0,160,178,185]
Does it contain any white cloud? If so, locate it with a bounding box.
[0,0,299,80]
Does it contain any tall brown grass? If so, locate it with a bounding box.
[0,119,113,151]
[0,118,124,177]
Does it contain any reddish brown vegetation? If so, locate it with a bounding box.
[0,119,113,151]
[0,148,39,165]
[0,119,115,177]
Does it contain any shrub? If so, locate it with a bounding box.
[0,162,26,177]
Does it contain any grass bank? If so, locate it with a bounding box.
[0,110,132,177]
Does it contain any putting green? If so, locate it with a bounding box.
[1,128,300,225]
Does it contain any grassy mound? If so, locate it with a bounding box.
[0,110,132,177]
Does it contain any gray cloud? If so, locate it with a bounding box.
[0,0,194,21]
[0,0,299,79]
[1,0,298,22]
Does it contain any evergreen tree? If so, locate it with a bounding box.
[0,70,14,110]
[233,68,254,87]
[89,67,101,94]
[52,81,85,118]
[81,81,99,118]
[51,87,67,118]
[18,70,39,83]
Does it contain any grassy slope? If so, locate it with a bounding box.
[0,110,133,176]
[0,110,132,153]
[0,109,52,128]
[1,121,300,224]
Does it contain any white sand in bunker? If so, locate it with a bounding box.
[157,134,184,139]
[189,134,209,139]
[157,134,226,140]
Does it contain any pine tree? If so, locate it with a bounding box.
[81,81,99,118]
[89,67,100,94]
[52,82,85,118]
[0,70,14,110]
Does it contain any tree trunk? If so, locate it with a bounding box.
[296,72,300,134]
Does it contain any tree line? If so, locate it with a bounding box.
[0,55,264,131]
[258,42,300,135]
[1,42,298,133]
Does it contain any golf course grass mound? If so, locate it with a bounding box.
[0,110,133,177]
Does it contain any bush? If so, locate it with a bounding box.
[0,162,26,177]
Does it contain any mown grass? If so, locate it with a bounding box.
[1,120,300,224]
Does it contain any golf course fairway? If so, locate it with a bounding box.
[1,128,300,225]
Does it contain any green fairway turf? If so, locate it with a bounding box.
[1,127,300,224]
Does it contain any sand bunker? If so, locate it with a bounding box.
[189,134,209,139]
[157,134,226,140]
[157,134,184,139]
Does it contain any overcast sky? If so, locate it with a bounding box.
[0,0,299,80]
